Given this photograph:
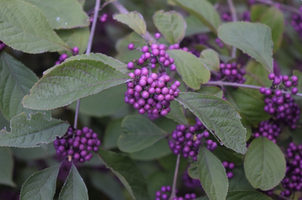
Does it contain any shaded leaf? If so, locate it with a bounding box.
[165,100,187,125]
[185,15,210,36]
[147,171,174,199]
[226,191,271,200]
[0,147,15,187]
[228,166,254,191]
[212,146,244,166]
[103,118,123,149]
[196,86,223,98]
[244,61,271,87]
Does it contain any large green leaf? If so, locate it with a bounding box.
[226,191,271,200]
[0,52,38,120]
[176,92,247,154]
[0,112,69,148]
[11,143,56,160]
[153,10,186,44]
[228,166,253,191]
[196,146,228,200]
[97,149,150,200]
[244,61,271,87]
[59,163,88,200]
[199,49,220,72]
[244,137,286,190]
[165,100,187,125]
[167,50,210,90]
[23,0,89,29]
[23,58,130,110]
[118,115,168,153]
[113,12,147,36]
[196,86,223,98]
[185,15,210,36]
[103,118,123,149]
[0,147,15,187]
[0,0,69,53]
[170,0,221,34]
[20,163,61,200]
[218,22,273,72]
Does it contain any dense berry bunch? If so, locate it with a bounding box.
[182,169,201,188]
[214,62,246,84]
[155,186,196,200]
[168,119,218,161]
[291,8,302,37]
[222,161,235,179]
[253,120,282,143]
[281,142,302,194]
[124,69,180,117]
[259,73,300,129]
[55,47,79,65]
[54,126,101,163]
[0,41,6,51]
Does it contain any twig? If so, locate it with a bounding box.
[227,0,237,58]
[170,154,180,200]
[74,0,101,129]
[255,0,301,15]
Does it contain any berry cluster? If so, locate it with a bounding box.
[168,118,218,161]
[54,126,101,163]
[55,47,79,65]
[182,169,201,188]
[259,73,300,129]
[291,8,302,37]
[214,62,246,84]
[99,13,108,22]
[0,41,6,51]
[222,161,235,179]
[155,186,196,200]
[281,142,302,194]
[253,120,282,143]
[124,69,180,117]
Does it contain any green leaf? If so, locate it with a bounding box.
[97,149,150,200]
[176,92,247,154]
[0,0,69,53]
[20,163,61,200]
[170,0,221,34]
[0,112,69,148]
[153,10,186,44]
[118,115,169,153]
[0,147,15,187]
[23,58,130,110]
[199,49,220,72]
[167,50,210,90]
[56,27,90,55]
[212,146,244,166]
[244,61,271,87]
[251,5,269,22]
[197,146,228,200]
[113,11,147,36]
[185,15,210,36]
[11,143,56,160]
[78,0,85,7]
[59,163,88,200]
[218,22,273,72]
[147,171,174,199]
[293,70,302,93]
[103,118,123,149]
[0,52,38,120]
[188,161,199,179]
[89,172,125,200]
[226,191,271,200]
[244,137,286,190]
[23,0,89,29]
[196,86,223,98]
[165,100,187,125]
[228,166,253,191]
[225,87,271,126]
[129,139,171,161]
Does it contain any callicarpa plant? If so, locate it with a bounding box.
[1,0,302,199]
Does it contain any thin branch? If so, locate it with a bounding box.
[255,0,301,15]
[170,154,180,200]
[206,81,302,97]
[74,0,101,129]
[227,0,237,58]
[111,1,157,44]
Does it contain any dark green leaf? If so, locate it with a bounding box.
[103,118,123,149]
[226,191,271,200]
[228,166,254,191]
[20,163,61,200]
[59,163,88,200]
[97,149,150,200]
[212,146,244,166]
[0,0,69,53]
[23,58,130,110]
[147,171,174,199]
[251,5,269,22]
[167,50,210,90]
[0,112,69,148]
[199,49,220,72]
[118,115,169,153]
[165,100,187,125]
[244,137,286,190]
[11,143,56,160]
[176,92,247,154]
[153,10,186,44]
[218,22,273,72]
[0,147,15,187]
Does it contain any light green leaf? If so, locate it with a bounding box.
[59,163,88,200]
[0,147,15,187]
[23,0,89,29]
[0,0,69,53]
[226,191,271,200]
[153,10,186,44]
[185,15,210,36]
[97,149,150,200]
[218,22,273,72]
[165,100,187,125]
[20,163,61,200]
[167,50,210,90]
[199,49,220,72]
[176,92,247,154]
[118,115,169,153]
[196,86,223,98]
[244,61,271,87]
[56,27,90,55]
[0,52,38,120]
[78,0,85,7]
[170,0,221,34]
[23,58,130,110]
[244,137,286,190]
[0,112,69,148]
[113,11,147,36]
